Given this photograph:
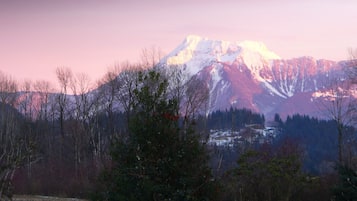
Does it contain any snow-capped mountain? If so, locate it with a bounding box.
[160,35,347,119]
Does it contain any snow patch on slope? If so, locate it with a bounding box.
[210,64,222,90]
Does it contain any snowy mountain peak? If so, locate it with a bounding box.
[159,35,345,119]
[162,35,281,75]
[183,34,205,44]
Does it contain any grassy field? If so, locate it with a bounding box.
[13,195,88,201]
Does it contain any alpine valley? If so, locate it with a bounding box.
[159,35,351,119]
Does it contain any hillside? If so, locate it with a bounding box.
[160,35,348,119]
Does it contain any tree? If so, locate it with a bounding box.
[69,72,95,177]
[227,140,306,201]
[333,165,357,201]
[182,75,210,123]
[113,62,143,129]
[0,71,35,200]
[33,80,54,121]
[319,78,356,165]
[140,46,164,69]
[55,67,73,138]
[346,48,357,84]
[18,80,34,119]
[94,69,217,201]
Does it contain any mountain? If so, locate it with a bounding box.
[159,35,348,119]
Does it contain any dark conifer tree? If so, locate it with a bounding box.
[334,165,357,201]
[94,69,217,201]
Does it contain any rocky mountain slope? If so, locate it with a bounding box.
[160,35,348,119]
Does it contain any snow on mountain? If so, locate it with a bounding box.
[163,35,280,76]
[160,35,347,119]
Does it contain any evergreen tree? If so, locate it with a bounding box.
[94,70,217,201]
[334,165,357,201]
[226,140,306,201]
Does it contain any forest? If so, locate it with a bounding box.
[1,62,357,201]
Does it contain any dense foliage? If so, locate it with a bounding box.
[333,165,357,201]
[277,114,356,175]
[205,108,265,130]
[223,140,307,201]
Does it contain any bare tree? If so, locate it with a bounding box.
[0,71,18,199]
[85,65,124,170]
[140,46,164,69]
[69,72,96,176]
[70,72,94,121]
[318,75,357,166]
[346,48,357,84]
[87,63,142,169]
[55,67,74,163]
[0,71,34,200]
[161,65,188,106]
[17,80,34,119]
[0,71,18,107]
[55,67,73,138]
[158,65,210,121]
[343,48,357,168]
[182,75,210,123]
[33,80,54,121]
[114,62,143,127]
[317,48,357,166]
[88,88,106,171]
[97,66,121,136]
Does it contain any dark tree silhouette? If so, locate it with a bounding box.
[93,69,218,201]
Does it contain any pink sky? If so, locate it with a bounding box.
[1,0,357,85]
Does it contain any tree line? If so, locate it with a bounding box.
[0,62,213,199]
[0,58,357,200]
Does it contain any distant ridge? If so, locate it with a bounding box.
[160,35,347,119]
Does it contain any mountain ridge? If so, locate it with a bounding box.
[160,35,348,119]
